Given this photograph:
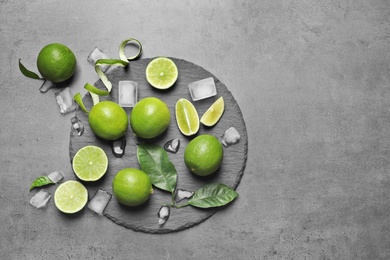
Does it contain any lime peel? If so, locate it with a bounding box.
[73,38,143,111]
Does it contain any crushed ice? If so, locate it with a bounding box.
[221,127,240,147]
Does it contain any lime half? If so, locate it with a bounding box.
[146,57,178,89]
[175,98,199,136]
[72,145,108,181]
[54,180,88,214]
[200,97,225,126]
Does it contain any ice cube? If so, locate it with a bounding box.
[118,81,138,107]
[70,116,84,136]
[39,80,54,93]
[164,138,180,154]
[111,137,126,158]
[157,205,170,225]
[175,189,194,202]
[55,87,77,115]
[47,171,64,183]
[188,77,217,101]
[88,188,112,215]
[221,127,241,147]
[87,47,112,72]
[30,189,51,209]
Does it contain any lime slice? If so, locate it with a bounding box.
[54,180,88,214]
[175,98,199,136]
[72,145,108,181]
[200,97,225,127]
[146,57,178,89]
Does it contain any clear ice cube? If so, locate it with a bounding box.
[47,171,64,183]
[55,87,77,115]
[157,205,170,225]
[70,116,84,136]
[39,80,54,93]
[164,138,180,154]
[118,81,138,107]
[175,189,194,202]
[221,127,241,147]
[30,189,51,209]
[188,77,217,101]
[111,137,126,158]
[88,188,112,215]
[87,47,112,72]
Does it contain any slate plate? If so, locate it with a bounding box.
[69,58,248,233]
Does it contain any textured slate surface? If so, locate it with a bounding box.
[69,58,248,233]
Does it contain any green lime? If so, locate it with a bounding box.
[112,168,154,206]
[200,97,225,127]
[184,134,223,176]
[130,97,170,139]
[146,57,178,89]
[88,101,128,140]
[175,98,199,136]
[54,180,88,214]
[36,43,77,83]
[72,145,108,181]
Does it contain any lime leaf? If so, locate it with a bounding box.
[19,59,43,80]
[137,144,177,194]
[188,183,238,208]
[30,176,54,191]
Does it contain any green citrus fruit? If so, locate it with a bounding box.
[88,101,128,140]
[175,98,199,136]
[130,97,170,139]
[112,168,153,206]
[54,180,88,214]
[72,145,108,181]
[36,43,77,83]
[200,97,225,127]
[146,57,178,89]
[184,134,223,176]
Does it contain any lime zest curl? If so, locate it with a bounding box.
[73,38,143,111]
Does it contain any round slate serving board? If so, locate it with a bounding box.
[69,58,248,233]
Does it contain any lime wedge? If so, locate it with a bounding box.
[146,57,178,89]
[54,180,88,214]
[175,98,199,136]
[72,145,108,181]
[200,97,225,127]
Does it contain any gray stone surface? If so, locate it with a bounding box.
[1,0,390,259]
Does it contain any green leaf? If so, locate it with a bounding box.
[19,59,42,80]
[30,176,54,191]
[137,144,177,193]
[188,183,238,208]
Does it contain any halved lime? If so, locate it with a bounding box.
[175,98,199,136]
[200,97,225,127]
[72,145,108,181]
[54,180,88,214]
[146,57,178,89]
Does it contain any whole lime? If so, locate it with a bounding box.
[184,134,223,176]
[112,168,153,207]
[37,43,77,83]
[130,97,170,139]
[88,101,128,140]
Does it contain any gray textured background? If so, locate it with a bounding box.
[1,0,390,259]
